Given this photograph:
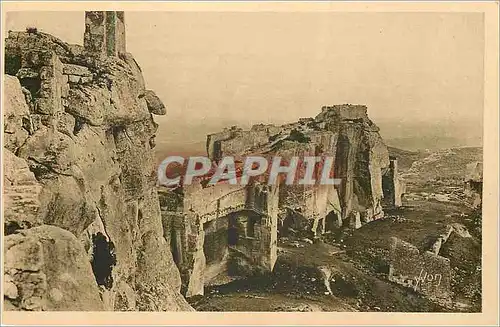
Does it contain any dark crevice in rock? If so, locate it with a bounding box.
[18,77,41,100]
[27,156,73,178]
[5,55,21,75]
[137,209,144,228]
[5,221,22,235]
[90,232,116,290]
[111,125,125,144]
[14,130,34,157]
[149,136,156,149]
[21,116,34,134]
[170,227,181,266]
[73,117,85,135]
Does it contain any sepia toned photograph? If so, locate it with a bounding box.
[1,1,498,326]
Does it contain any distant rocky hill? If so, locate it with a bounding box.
[387,146,426,171]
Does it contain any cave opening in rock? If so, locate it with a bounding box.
[90,232,116,290]
[19,77,41,100]
[4,221,21,235]
[73,118,85,135]
[325,211,340,232]
[5,56,21,76]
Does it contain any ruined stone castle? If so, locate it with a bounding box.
[160,104,405,297]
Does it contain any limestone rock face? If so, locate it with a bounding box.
[3,149,43,232]
[3,75,31,152]
[4,225,103,311]
[3,30,191,311]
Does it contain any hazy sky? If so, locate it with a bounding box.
[5,11,484,143]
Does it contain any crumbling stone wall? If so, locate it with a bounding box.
[161,104,403,297]
[159,181,279,297]
[84,11,126,57]
[3,14,191,311]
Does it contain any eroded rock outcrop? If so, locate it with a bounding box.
[3,12,192,311]
[4,225,104,311]
[4,76,32,152]
[3,149,43,232]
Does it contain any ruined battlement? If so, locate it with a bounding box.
[84,11,126,57]
[316,104,368,122]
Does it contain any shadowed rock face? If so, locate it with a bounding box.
[3,28,192,311]
[3,148,43,232]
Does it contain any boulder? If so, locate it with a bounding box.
[4,225,104,311]
[388,237,452,301]
[144,90,166,115]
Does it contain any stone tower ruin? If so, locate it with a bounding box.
[84,11,126,56]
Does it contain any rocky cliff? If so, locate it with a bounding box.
[3,28,192,311]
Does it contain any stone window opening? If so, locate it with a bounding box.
[246,217,256,238]
[228,225,238,246]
